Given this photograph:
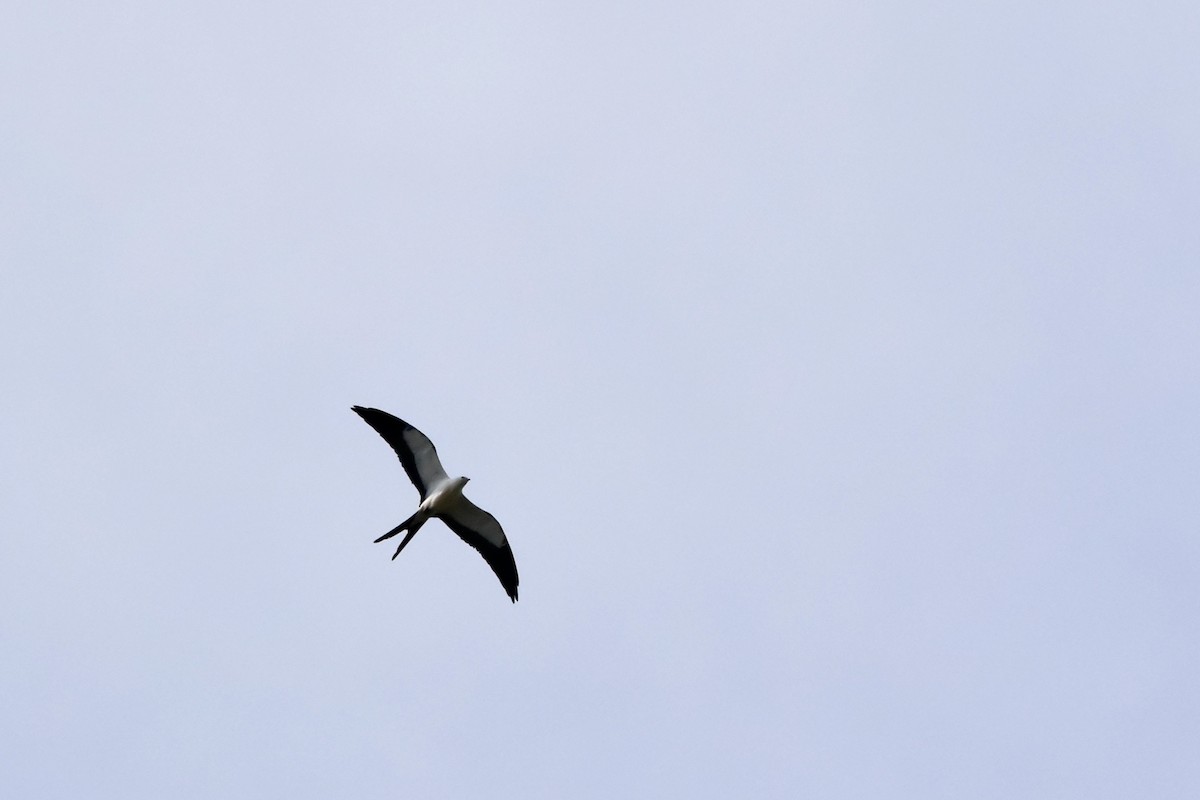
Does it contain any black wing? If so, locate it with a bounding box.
[352,406,449,500]
[439,497,520,602]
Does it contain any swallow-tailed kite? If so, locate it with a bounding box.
[352,406,519,602]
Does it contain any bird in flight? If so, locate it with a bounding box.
[352,406,519,602]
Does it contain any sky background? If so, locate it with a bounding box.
[2,1,1198,797]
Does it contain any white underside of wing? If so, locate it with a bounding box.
[403,426,449,490]
[441,496,507,548]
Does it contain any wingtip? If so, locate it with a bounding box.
[351,405,382,422]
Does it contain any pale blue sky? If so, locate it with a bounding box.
[2,2,1198,797]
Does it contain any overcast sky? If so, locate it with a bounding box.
[2,2,1198,798]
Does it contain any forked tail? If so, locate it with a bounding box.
[374,512,429,560]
